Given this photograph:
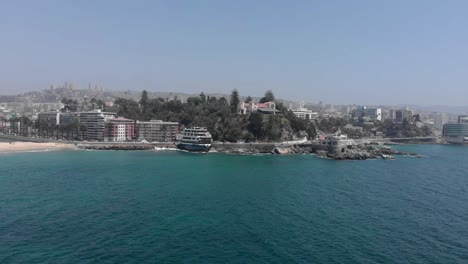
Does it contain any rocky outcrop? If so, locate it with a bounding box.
[211,143,313,155]
[272,146,312,155]
[212,143,275,154]
[76,141,420,160]
[315,144,421,160]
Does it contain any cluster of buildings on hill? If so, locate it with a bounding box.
[30,110,179,142]
[283,102,417,123]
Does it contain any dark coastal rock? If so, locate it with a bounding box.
[77,141,419,160]
[315,150,328,158]
[310,143,420,160]
[273,147,291,155]
[272,146,308,155]
[336,151,375,160]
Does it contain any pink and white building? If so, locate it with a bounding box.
[105,117,135,141]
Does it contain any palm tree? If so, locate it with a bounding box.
[33,119,41,137]
[55,124,60,140]
[20,116,33,137]
[9,117,20,135]
[46,123,53,138]
[70,120,80,140]
[79,125,87,141]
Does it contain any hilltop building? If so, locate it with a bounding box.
[239,101,279,115]
[389,108,414,123]
[291,102,318,120]
[355,106,382,121]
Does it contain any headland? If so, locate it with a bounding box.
[0,134,422,159]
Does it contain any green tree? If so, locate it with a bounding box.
[79,125,87,140]
[90,98,98,109]
[247,112,264,140]
[200,92,206,103]
[218,97,228,106]
[97,99,105,110]
[140,90,149,113]
[61,98,79,112]
[230,89,240,114]
[259,90,275,103]
[114,98,142,120]
[187,97,202,106]
[305,122,317,139]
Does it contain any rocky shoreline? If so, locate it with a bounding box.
[212,142,421,160]
[312,144,421,160]
[75,142,420,160]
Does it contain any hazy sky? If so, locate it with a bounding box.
[1,0,467,105]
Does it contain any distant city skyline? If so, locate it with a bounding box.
[1,1,468,106]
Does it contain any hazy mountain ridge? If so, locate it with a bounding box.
[0,88,298,107]
[1,88,466,114]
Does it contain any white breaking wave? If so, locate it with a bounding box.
[154,147,178,151]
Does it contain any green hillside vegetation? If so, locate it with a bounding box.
[105,90,317,142]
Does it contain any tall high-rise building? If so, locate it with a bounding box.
[394,108,414,123]
[355,106,382,121]
[434,113,447,130]
[78,110,116,141]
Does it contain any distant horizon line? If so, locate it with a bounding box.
[0,86,467,109]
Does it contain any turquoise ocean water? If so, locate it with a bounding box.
[0,145,467,263]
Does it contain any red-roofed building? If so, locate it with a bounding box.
[239,101,278,115]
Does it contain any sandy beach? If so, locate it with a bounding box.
[0,142,77,152]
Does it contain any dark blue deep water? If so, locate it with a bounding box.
[1,145,467,263]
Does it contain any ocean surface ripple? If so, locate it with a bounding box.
[0,145,467,263]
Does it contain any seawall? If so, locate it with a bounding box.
[76,142,177,150]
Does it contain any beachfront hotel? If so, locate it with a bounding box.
[78,110,116,141]
[104,117,135,142]
[136,120,179,142]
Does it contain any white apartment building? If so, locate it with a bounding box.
[292,102,318,120]
[355,106,382,121]
[78,110,116,141]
